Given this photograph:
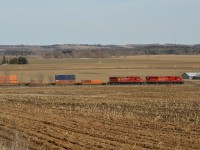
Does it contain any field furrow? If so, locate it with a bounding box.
[0,85,200,149]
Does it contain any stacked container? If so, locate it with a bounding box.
[0,75,18,85]
[55,75,75,85]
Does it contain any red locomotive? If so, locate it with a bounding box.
[146,76,183,84]
[109,76,145,84]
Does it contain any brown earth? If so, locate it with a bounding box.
[0,85,200,149]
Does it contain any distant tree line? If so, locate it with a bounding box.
[1,56,28,64]
[42,49,74,59]
[0,44,200,59]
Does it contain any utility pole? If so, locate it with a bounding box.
[175,39,180,72]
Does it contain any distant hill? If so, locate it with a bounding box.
[0,44,199,58]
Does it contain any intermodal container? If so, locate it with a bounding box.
[81,80,102,85]
[91,80,102,84]
[55,75,75,80]
[0,75,17,84]
[55,80,75,85]
[55,75,76,85]
[81,80,91,84]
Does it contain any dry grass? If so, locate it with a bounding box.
[0,55,200,82]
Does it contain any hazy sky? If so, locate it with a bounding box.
[0,0,199,45]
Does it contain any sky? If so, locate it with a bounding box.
[0,0,200,45]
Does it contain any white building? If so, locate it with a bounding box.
[181,72,200,80]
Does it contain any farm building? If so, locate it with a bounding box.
[192,76,200,80]
[181,72,200,80]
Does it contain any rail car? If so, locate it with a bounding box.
[79,80,103,85]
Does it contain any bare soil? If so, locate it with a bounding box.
[0,85,200,149]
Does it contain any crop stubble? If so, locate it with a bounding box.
[0,85,200,149]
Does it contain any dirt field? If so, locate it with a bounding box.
[0,85,200,149]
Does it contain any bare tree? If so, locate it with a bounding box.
[19,72,24,86]
[37,73,44,84]
[48,75,54,84]
[3,70,10,85]
[43,51,53,59]
[53,50,64,59]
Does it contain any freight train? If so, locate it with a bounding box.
[0,75,184,86]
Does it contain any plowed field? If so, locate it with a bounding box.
[0,85,200,149]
